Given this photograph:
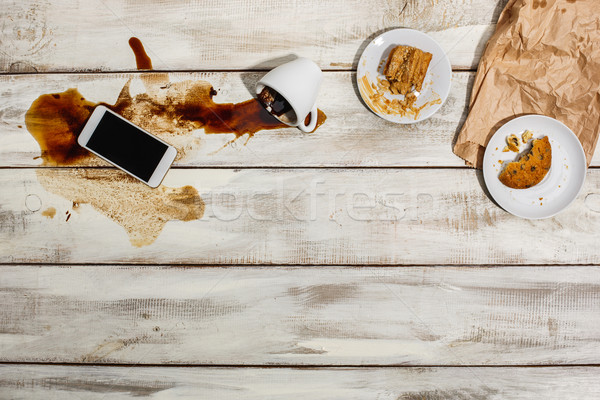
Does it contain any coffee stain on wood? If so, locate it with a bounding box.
[329,62,352,68]
[41,207,55,218]
[35,169,204,247]
[23,82,295,166]
[24,37,327,167]
[22,38,327,246]
[24,89,97,166]
[128,37,152,70]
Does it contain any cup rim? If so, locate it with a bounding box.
[256,83,300,126]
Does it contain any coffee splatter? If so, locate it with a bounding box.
[36,169,204,247]
[24,85,208,245]
[24,37,325,246]
[25,37,327,167]
[25,89,97,166]
[25,79,326,167]
[41,207,56,218]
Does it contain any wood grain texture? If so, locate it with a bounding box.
[2,168,600,265]
[2,265,600,365]
[3,1,598,395]
[2,71,599,168]
[0,0,507,73]
[1,365,600,399]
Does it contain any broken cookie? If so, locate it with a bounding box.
[498,136,552,189]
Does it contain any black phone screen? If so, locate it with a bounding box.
[86,111,168,182]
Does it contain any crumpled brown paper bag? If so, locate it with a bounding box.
[454,0,600,168]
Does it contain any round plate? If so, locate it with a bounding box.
[483,115,587,219]
[356,28,452,124]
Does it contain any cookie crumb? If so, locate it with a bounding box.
[521,130,533,143]
[506,134,520,152]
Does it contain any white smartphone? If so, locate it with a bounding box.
[78,105,177,188]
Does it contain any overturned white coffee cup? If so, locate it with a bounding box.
[256,57,323,132]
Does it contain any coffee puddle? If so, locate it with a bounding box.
[24,37,326,246]
[25,86,207,246]
[25,89,97,166]
[24,78,328,167]
[35,169,204,247]
[26,38,327,167]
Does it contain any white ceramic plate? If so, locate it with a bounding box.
[356,28,452,124]
[483,115,587,219]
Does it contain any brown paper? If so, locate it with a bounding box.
[454,0,600,168]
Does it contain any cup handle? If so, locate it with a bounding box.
[297,105,318,133]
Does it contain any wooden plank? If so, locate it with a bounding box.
[1,0,507,73]
[0,71,476,168]
[2,168,600,265]
[1,365,600,399]
[2,265,600,364]
[3,72,600,168]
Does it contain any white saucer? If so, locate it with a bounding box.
[483,115,587,219]
[356,28,452,124]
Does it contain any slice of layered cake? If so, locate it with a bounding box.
[384,45,433,95]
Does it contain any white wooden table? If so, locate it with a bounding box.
[2,1,600,398]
